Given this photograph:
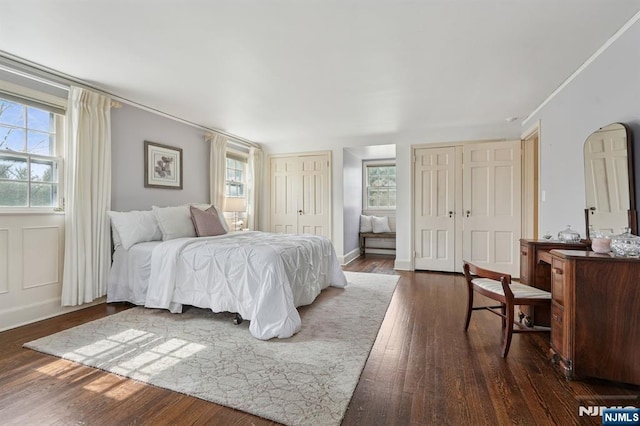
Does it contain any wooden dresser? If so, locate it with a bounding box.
[549,250,640,385]
[519,239,589,326]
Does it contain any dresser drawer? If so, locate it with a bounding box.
[550,302,566,357]
[551,258,566,305]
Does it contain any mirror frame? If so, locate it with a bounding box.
[584,122,637,237]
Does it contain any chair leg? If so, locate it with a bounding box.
[501,303,506,330]
[464,282,474,331]
[501,302,515,358]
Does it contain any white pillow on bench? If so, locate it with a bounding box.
[372,216,391,233]
[360,215,373,232]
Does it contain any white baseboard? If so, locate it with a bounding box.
[394,258,413,271]
[0,296,106,332]
[340,248,361,266]
[364,248,396,255]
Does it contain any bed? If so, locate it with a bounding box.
[107,230,348,340]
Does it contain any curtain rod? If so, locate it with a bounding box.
[0,51,258,148]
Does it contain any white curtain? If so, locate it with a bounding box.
[209,134,228,212]
[247,146,263,231]
[62,87,112,306]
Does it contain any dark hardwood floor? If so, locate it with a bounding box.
[0,254,637,425]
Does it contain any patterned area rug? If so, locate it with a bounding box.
[24,271,399,426]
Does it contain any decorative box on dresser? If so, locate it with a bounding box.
[549,249,640,385]
[519,239,589,327]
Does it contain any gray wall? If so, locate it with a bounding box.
[111,104,210,211]
[525,18,640,237]
[342,149,363,255]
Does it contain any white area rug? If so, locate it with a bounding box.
[24,271,399,426]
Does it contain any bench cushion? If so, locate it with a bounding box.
[472,278,551,299]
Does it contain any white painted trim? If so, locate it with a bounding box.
[521,119,541,142]
[0,79,67,110]
[0,296,106,332]
[523,11,640,127]
[454,146,464,273]
[362,159,397,211]
[0,209,64,216]
[521,120,541,239]
[339,247,361,266]
[0,228,7,294]
[411,138,506,151]
[409,144,415,272]
[268,150,332,159]
[364,248,396,255]
[394,258,413,271]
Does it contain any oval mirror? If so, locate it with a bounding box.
[584,122,636,236]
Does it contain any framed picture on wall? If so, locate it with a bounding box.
[144,141,183,189]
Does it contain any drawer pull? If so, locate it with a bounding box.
[553,267,563,275]
[521,251,527,256]
[552,313,563,323]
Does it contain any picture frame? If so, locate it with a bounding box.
[144,141,183,189]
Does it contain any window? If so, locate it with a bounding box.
[226,155,246,198]
[0,97,61,208]
[364,162,396,209]
[225,152,248,231]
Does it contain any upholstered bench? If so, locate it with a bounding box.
[359,232,396,255]
[359,214,396,256]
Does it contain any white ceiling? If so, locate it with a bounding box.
[2,1,640,146]
[345,144,396,160]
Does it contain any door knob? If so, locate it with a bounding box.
[448,211,454,218]
[465,210,471,218]
[298,210,303,215]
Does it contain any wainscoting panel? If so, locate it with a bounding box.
[22,226,60,289]
[0,229,8,294]
[0,213,81,332]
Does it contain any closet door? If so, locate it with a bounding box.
[414,147,457,271]
[462,140,521,276]
[298,155,330,236]
[270,156,299,234]
[269,153,331,238]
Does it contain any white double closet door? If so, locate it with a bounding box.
[414,140,521,275]
[269,152,331,238]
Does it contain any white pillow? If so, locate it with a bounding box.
[360,215,373,233]
[111,227,122,248]
[152,205,197,240]
[108,210,162,250]
[372,216,391,233]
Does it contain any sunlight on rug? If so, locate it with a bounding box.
[24,271,399,426]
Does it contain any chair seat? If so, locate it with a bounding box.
[472,278,551,299]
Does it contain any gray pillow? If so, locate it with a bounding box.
[190,205,227,237]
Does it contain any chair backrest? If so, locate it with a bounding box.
[463,261,514,299]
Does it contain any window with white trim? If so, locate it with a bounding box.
[0,97,62,208]
[364,161,396,209]
[225,154,246,198]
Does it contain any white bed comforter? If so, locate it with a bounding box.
[144,231,347,340]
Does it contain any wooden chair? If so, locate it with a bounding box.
[463,261,551,358]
